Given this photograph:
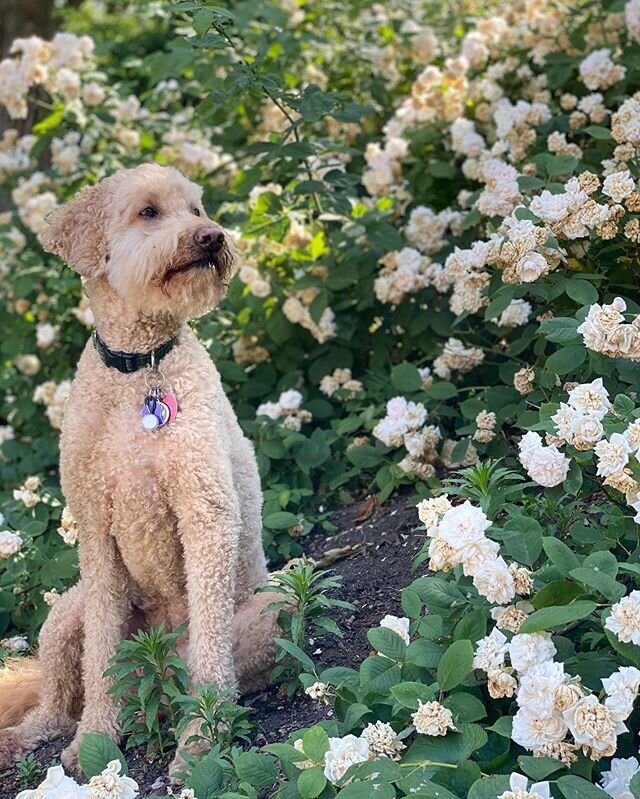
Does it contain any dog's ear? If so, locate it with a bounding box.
[41,183,108,276]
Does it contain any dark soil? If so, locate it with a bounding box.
[0,492,424,798]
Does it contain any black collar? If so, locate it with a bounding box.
[92,330,177,373]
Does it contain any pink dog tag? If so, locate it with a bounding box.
[163,393,178,422]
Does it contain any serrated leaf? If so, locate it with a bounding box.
[437,640,474,691]
[78,734,127,779]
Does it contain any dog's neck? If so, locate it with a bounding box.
[85,276,182,352]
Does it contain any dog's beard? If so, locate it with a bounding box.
[152,244,235,294]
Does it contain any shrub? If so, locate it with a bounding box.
[6,0,640,794]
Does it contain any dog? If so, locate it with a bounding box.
[0,163,279,775]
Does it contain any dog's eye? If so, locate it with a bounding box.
[139,206,159,219]
[191,208,201,217]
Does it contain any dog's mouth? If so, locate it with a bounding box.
[169,256,220,276]
[154,245,234,291]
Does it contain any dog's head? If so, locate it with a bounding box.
[41,163,235,318]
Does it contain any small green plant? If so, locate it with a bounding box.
[175,682,255,752]
[15,754,44,788]
[443,459,528,516]
[259,562,354,694]
[105,624,189,756]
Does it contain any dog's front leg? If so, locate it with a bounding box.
[61,532,129,771]
[169,465,241,776]
[176,473,240,690]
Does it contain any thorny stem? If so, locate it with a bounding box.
[211,22,323,217]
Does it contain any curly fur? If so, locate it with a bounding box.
[0,164,279,777]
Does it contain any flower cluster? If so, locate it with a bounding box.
[33,379,72,430]
[319,369,363,400]
[578,298,640,361]
[282,290,337,343]
[375,247,444,305]
[0,33,96,120]
[518,432,570,488]
[256,389,312,431]
[15,760,137,799]
[373,396,440,479]
[420,499,525,605]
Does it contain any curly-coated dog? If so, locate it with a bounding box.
[0,163,279,775]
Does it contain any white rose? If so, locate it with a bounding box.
[472,556,516,604]
[515,252,548,283]
[509,632,556,674]
[0,530,22,558]
[323,735,369,784]
[525,444,570,487]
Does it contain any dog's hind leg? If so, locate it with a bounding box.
[0,582,84,768]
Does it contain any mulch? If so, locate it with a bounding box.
[0,492,424,797]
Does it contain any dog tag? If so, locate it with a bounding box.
[156,401,170,426]
[142,413,159,430]
[163,393,178,422]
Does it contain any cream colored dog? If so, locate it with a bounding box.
[0,163,278,774]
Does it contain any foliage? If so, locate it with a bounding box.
[15,754,44,788]
[7,0,640,795]
[258,562,354,693]
[104,624,190,756]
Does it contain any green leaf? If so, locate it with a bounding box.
[346,445,383,469]
[367,626,407,662]
[298,767,327,799]
[390,681,437,709]
[302,726,330,762]
[401,588,422,618]
[543,537,580,572]
[444,692,487,722]
[557,775,611,799]
[391,362,422,392]
[78,734,127,779]
[188,752,224,799]
[584,125,612,140]
[233,751,278,785]
[275,638,316,672]
[468,776,511,799]
[337,783,395,799]
[532,580,585,609]
[518,755,566,780]
[427,382,458,400]
[192,8,214,35]
[546,155,579,176]
[437,640,474,691]
[499,517,543,567]
[569,568,625,601]
[359,655,401,694]
[264,511,299,529]
[566,280,599,306]
[404,723,487,765]
[453,609,487,643]
[409,782,460,799]
[538,317,581,344]
[405,639,445,668]
[487,717,512,738]
[545,345,587,375]
[518,601,597,633]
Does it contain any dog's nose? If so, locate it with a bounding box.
[194,225,225,253]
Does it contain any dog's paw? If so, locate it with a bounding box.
[0,727,27,769]
[168,720,211,783]
[60,736,82,774]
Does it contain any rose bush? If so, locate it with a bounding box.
[6,0,640,794]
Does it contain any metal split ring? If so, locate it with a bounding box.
[144,368,165,390]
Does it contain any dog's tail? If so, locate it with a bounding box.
[0,657,42,729]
